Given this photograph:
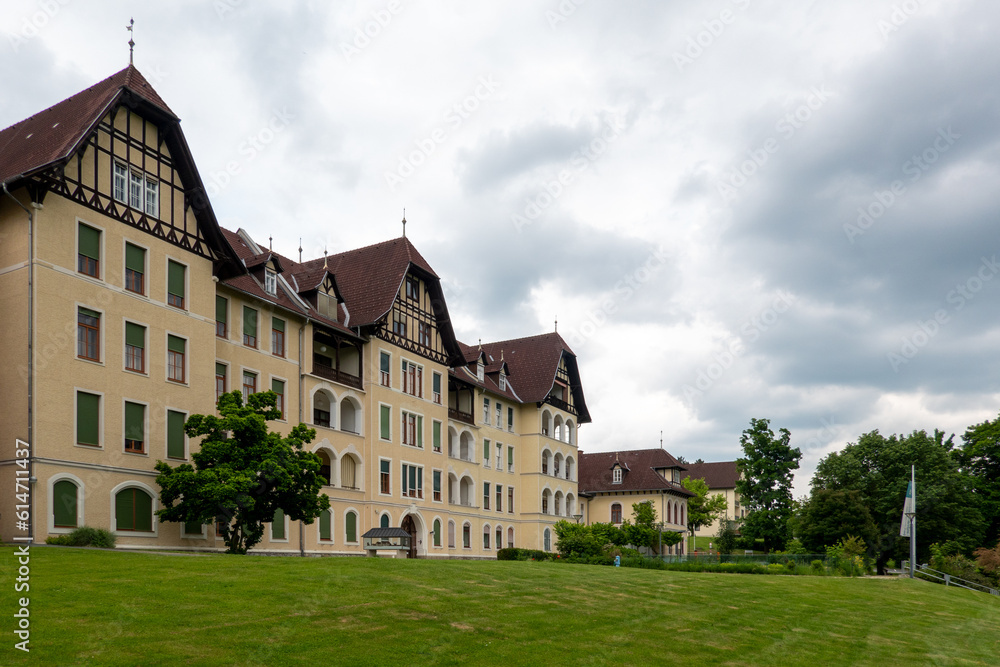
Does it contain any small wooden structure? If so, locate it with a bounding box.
[361,527,412,558]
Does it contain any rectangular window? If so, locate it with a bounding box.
[272,379,285,419]
[402,464,423,499]
[405,276,419,301]
[499,374,506,391]
[264,269,277,296]
[167,260,185,309]
[496,403,502,428]
[76,391,100,447]
[125,322,145,372]
[167,335,185,383]
[216,363,227,402]
[124,401,145,453]
[242,371,257,403]
[392,310,406,337]
[379,405,391,440]
[508,487,514,513]
[402,360,422,397]
[508,407,514,432]
[379,351,390,387]
[167,410,185,459]
[113,163,128,202]
[483,398,490,425]
[216,296,228,338]
[77,307,100,361]
[125,243,145,294]
[483,439,491,467]
[483,482,490,510]
[319,510,332,541]
[463,524,470,549]
[78,223,100,277]
[433,470,442,502]
[271,318,285,357]
[380,460,391,495]
[271,509,285,540]
[496,442,502,470]
[183,521,202,537]
[432,420,442,453]
[508,446,514,473]
[418,322,431,347]
[243,306,258,347]
[497,484,503,512]
[144,178,158,216]
[432,372,442,404]
[401,412,422,448]
[129,170,143,209]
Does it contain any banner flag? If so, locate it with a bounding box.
[900,480,914,537]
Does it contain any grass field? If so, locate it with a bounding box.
[2,546,998,666]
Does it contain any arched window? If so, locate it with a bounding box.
[567,493,576,517]
[271,509,286,540]
[541,489,551,515]
[542,410,553,436]
[674,503,679,525]
[115,487,153,532]
[611,503,622,524]
[566,421,575,445]
[319,509,332,542]
[483,524,491,549]
[565,456,574,481]
[313,390,332,428]
[341,454,357,489]
[496,525,502,549]
[507,526,514,549]
[462,522,471,548]
[553,453,563,478]
[380,513,390,528]
[433,519,441,547]
[543,528,551,551]
[53,479,78,528]
[541,450,550,475]
[553,414,564,441]
[340,397,358,434]
[448,520,456,548]
[554,491,563,516]
[345,511,358,543]
[317,450,332,485]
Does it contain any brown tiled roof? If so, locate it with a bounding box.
[682,461,739,490]
[579,449,694,496]
[0,66,175,185]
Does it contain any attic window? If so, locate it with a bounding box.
[477,362,484,382]
[613,468,622,484]
[405,276,419,301]
[264,268,277,296]
[499,373,506,391]
[672,469,680,483]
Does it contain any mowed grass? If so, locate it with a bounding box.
[2,547,998,666]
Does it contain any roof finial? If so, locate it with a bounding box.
[269,235,273,251]
[554,315,558,333]
[323,249,328,271]
[402,208,406,238]
[660,430,663,450]
[298,238,302,263]
[127,18,135,66]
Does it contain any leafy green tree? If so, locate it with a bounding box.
[957,414,1000,546]
[682,477,728,547]
[715,518,739,554]
[155,391,330,554]
[812,429,984,572]
[798,489,877,553]
[622,501,659,552]
[736,418,801,553]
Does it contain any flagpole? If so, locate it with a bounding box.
[909,465,916,578]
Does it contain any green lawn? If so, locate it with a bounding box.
[2,546,998,666]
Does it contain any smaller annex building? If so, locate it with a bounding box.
[578,448,693,555]
[681,461,742,539]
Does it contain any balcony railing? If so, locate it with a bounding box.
[448,408,474,425]
[544,395,577,415]
[312,361,363,390]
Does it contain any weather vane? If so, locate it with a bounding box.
[402,208,407,238]
[127,18,135,65]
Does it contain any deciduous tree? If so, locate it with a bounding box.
[682,476,728,547]
[797,489,876,553]
[957,414,1000,546]
[736,418,801,553]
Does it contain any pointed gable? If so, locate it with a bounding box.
[579,449,693,495]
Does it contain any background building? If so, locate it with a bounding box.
[682,461,742,539]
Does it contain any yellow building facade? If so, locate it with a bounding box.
[0,66,591,558]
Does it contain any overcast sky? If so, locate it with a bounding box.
[5,0,1000,495]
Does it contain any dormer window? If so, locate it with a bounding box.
[264,269,277,296]
[477,362,484,382]
[672,469,680,483]
[499,373,506,391]
[613,467,622,484]
[405,276,420,301]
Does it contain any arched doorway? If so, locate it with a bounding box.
[401,515,418,559]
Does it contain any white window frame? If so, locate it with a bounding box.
[264,268,277,296]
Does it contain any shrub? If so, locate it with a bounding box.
[811,560,824,575]
[45,526,116,549]
[973,540,1000,575]
[785,559,796,571]
[496,548,520,561]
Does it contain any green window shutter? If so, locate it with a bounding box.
[409,465,416,491]
[167,410,185,459]
[76,392,100,445]
[243,306,257,334]
[53,480,77,527]
[433,519,441,546]
[433,373,441,394]
[216,296,227,323]
[484,439,490,460]
[417,416,423,448]
[167,260,185,297]
[508,446,514,466]
[346,512,357,542]
[216,362,226,377]
[78,224,100,259]
[380,352,389,373]
[417,467,422,492]
[78,306,101,320]
[125,402,145,441]
[134,490,152,532]
[115,489,134,530]
[433,471,441,493]
[167,334,185,354]
[272,509,285,540]
[380,460,389,475]
[380,405,390,439]
[125,243,144,272]
[380,514,389,528]
[272,317,285,333]
[183,521,202,535]
[125,322,145,348]
[320,510,331,540]
[433,421,441,449]
[271,379,284,395]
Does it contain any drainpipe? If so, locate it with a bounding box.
[3,181,36,544]
[299,322,305,557]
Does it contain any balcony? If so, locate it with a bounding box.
[544,395,577,415]
[448,408,474,425]
[312,356,363,390]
